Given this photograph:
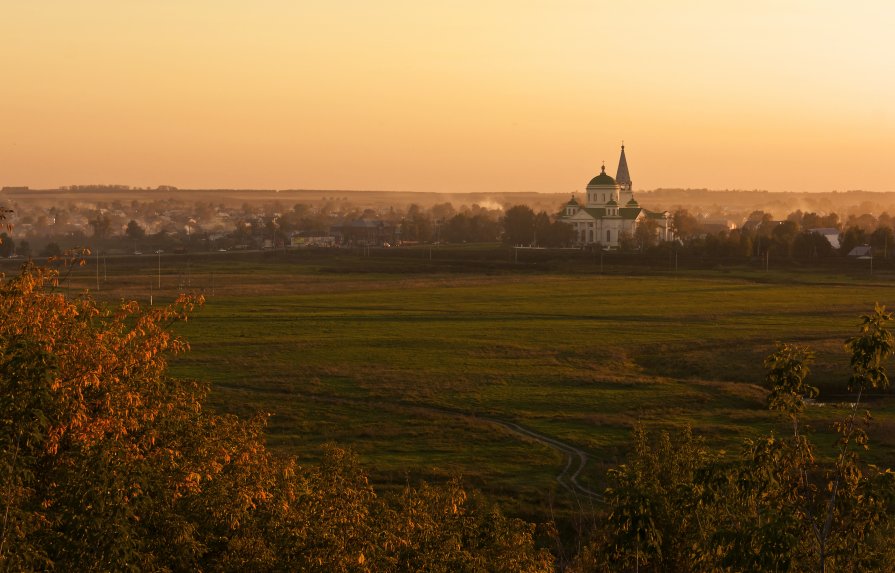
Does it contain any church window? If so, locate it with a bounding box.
[607,229,611,242]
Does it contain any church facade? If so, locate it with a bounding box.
[559,146,670,249]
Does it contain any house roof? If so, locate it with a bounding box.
[578,207,646,221]
[581,207,607,218]
[809,228,840,249]
[341,219,386,228]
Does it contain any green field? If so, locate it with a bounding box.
[18,250,895,521]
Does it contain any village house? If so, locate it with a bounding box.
[331,219,396,246]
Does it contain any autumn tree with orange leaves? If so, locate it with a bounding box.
[0,263,551,572]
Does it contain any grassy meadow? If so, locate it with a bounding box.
[14,249,895,521]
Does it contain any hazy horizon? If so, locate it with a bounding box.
[3,1,893,194]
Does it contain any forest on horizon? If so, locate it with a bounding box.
[5,186,895,221]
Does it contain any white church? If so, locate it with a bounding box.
[559,145,671,249]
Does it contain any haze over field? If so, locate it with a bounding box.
[3,1,893,194]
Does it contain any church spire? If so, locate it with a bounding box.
[615,143,632,191]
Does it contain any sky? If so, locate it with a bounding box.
[2,1,894,194]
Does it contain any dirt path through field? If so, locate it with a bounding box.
[286,392,603,501]
[487,418,603,502]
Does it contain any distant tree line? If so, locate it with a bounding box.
[8,192,895,262]
[665,208,895,261]
[502,205,575,247]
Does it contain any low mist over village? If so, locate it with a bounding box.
[5,175,895,260]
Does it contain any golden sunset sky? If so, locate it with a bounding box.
[2,1,893,193]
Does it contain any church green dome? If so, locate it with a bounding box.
[587,165,616,187]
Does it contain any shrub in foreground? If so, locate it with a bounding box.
[0,264,551,571]
[575,306,895,572]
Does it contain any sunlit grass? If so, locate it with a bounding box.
[38,251,892,520]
